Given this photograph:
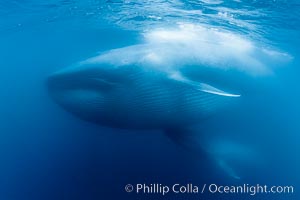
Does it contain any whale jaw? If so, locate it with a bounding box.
[46,65,118,123]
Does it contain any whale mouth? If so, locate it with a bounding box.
[46,67,118,95]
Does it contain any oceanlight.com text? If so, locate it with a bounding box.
[124,183,294,196]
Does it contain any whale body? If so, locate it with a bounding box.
[47,24,290,178]
[48,25,289,125]
[47,52,239,130]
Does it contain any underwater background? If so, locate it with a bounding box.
[0,0,299,199]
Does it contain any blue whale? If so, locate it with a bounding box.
[47,45,240,129]
[47,25,290,179]
[47,44,242,179]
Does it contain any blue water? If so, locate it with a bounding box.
[0,0,299,199]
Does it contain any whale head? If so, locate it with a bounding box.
[47,61,129,124]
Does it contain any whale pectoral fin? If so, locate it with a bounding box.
[197,83,241,97]
[163,128,241,179]
[169,72,240,97]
